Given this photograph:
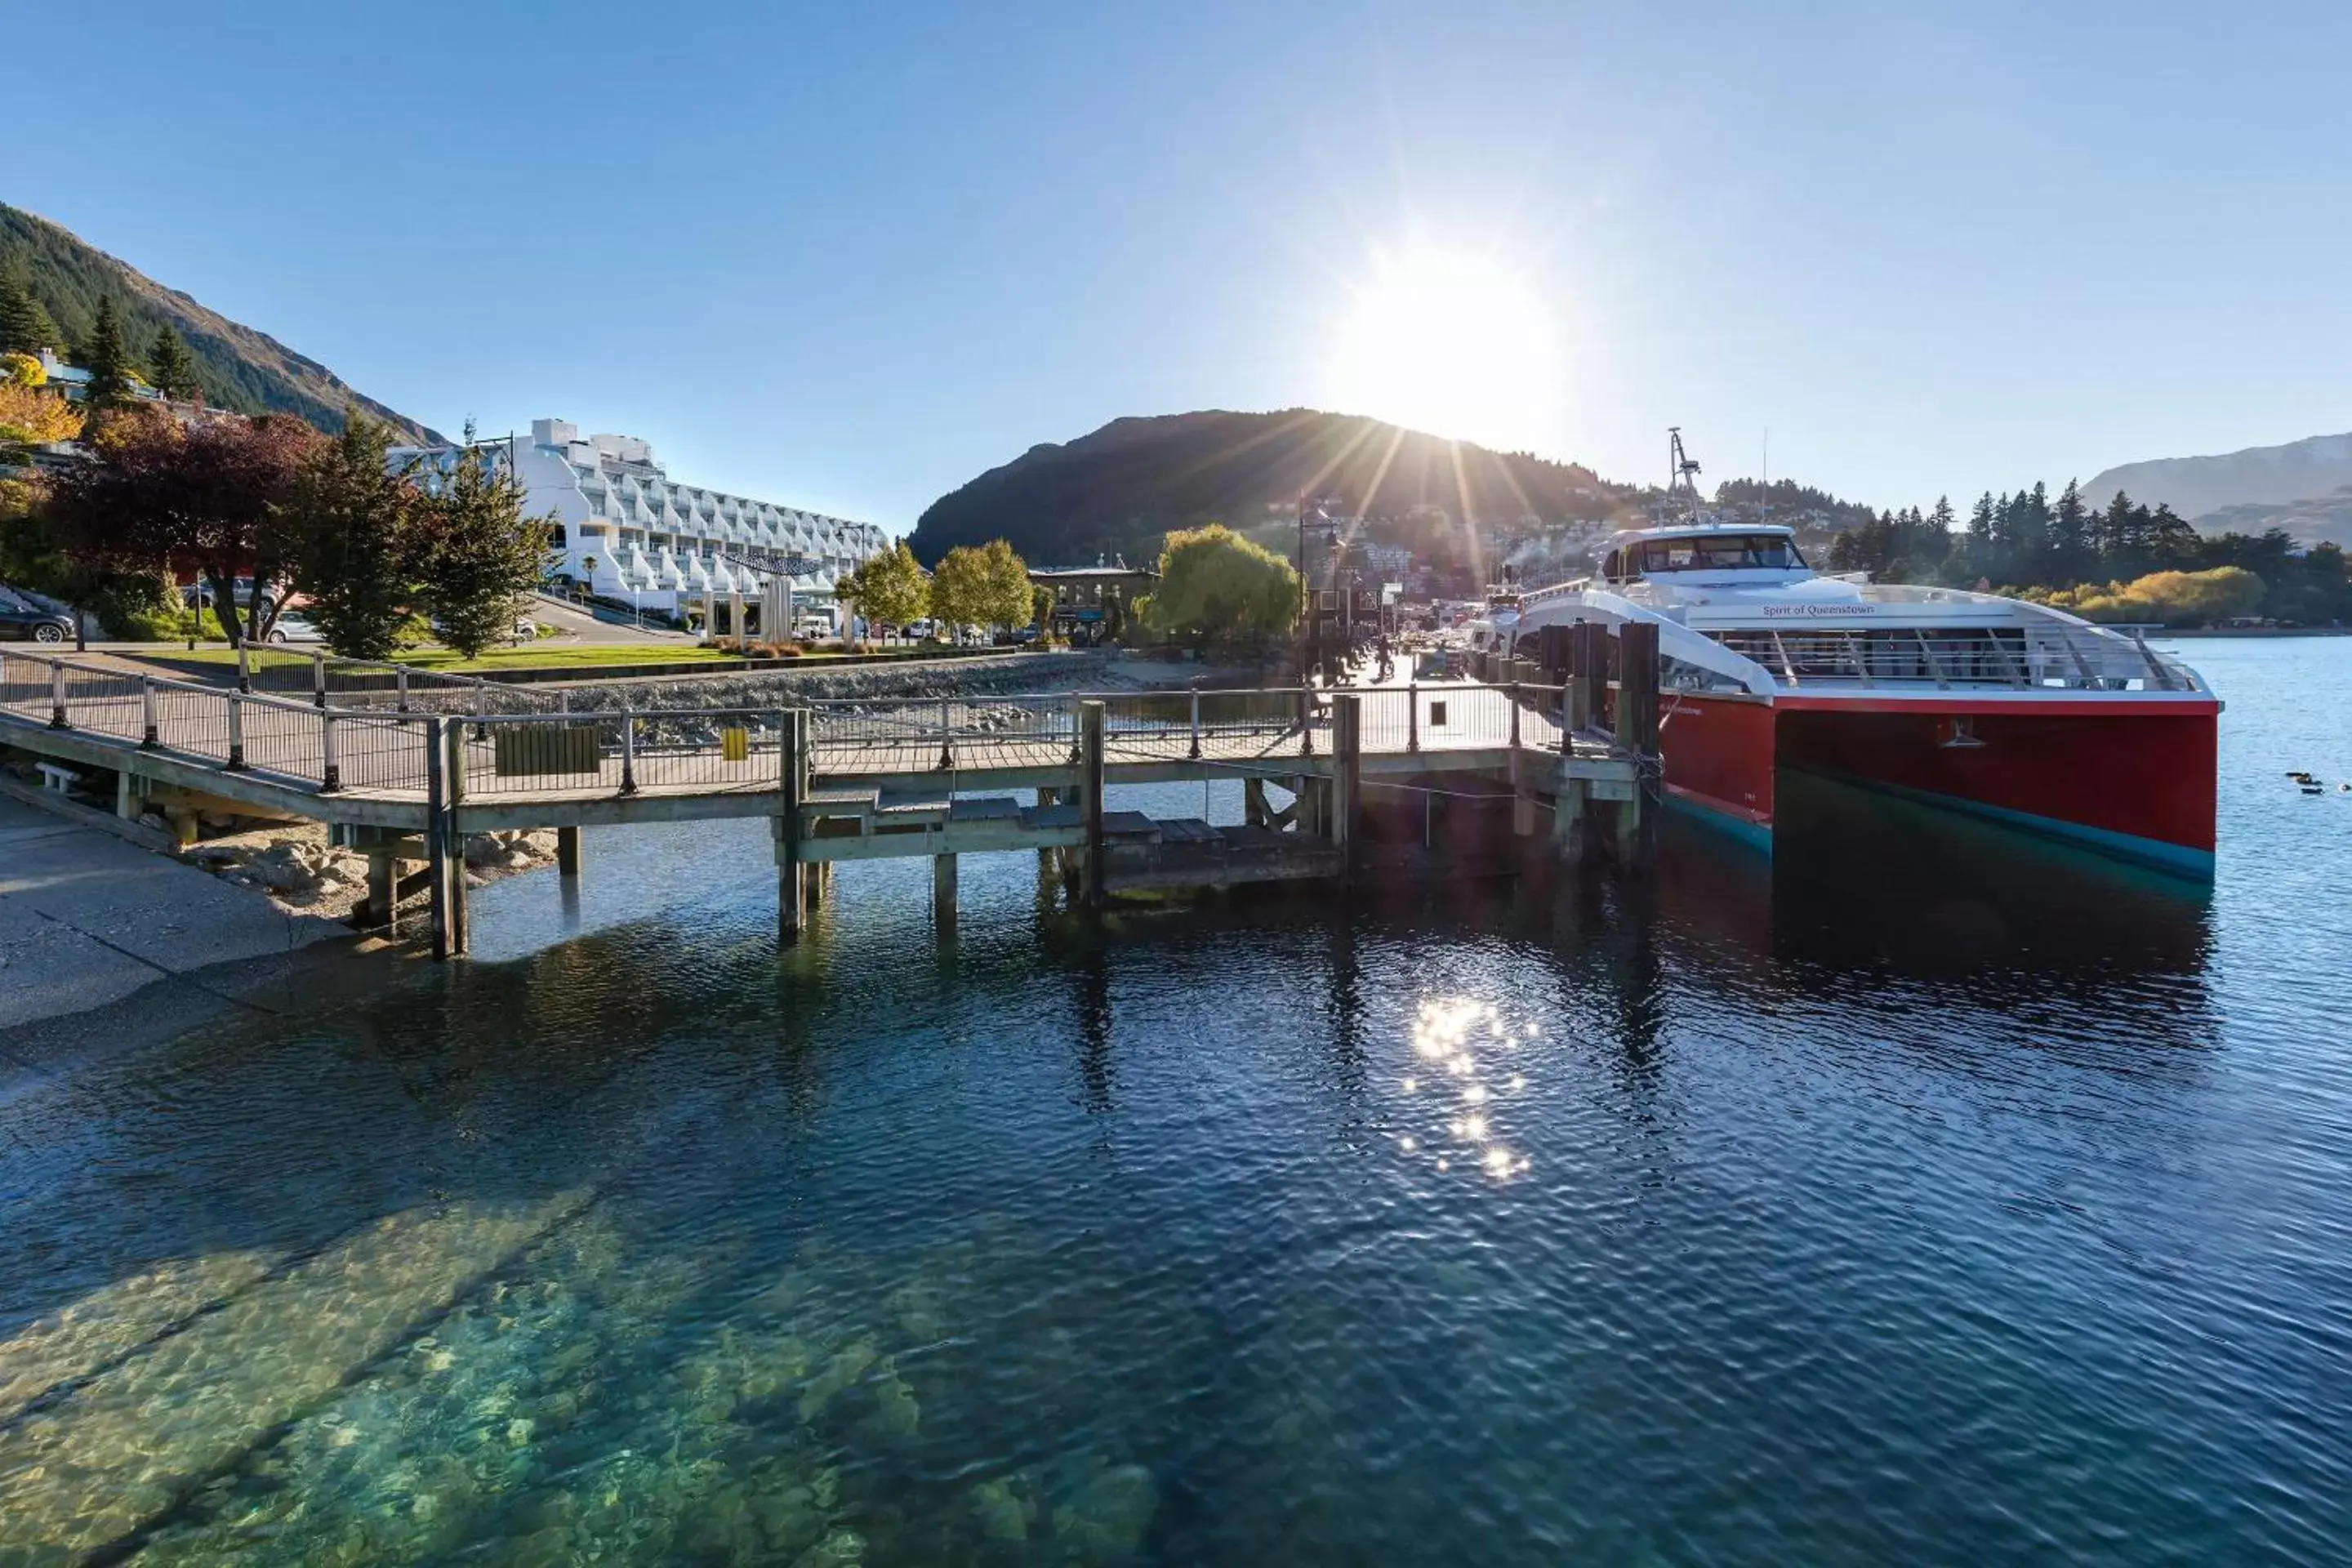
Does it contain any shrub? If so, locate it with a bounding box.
[114,606,227,641]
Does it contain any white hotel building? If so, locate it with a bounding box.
[390,419,887,616]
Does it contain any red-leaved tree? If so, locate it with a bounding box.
[43,407,322,645]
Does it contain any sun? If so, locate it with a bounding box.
[1326,241,1561,451]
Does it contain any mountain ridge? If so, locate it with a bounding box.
[907,408,1633,567]
[0,203,438,442]
[2083,429,2352,528]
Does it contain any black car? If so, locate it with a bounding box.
[0,598,74,643]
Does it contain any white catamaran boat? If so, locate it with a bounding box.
[1498,439,2221,876]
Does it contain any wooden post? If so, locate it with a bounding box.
[1243,775,1268,829]
[366,847,399,937]
[1617,620,1660,867]
[446,719,470,956]
[1080,698,1106,908]
[1571,621,1607,738]
[557,824,582,879]
[1554,773,1588,865]
[933,853,958,929]
[777,707,806,942]
[424,715,452,959]
[1333,693,1361,873]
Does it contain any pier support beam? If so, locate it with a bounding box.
[556,824,582,879]
[933,853,958,929]
[114,768,142,822]
[1332,693,1361,874]
[365,848,399,937]
[1554,775,1588,865]
[777,707,808,943]
[423,715,466,960]
[1080,699,1106,909]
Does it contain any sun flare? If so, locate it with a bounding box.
[1328,242,1560,449]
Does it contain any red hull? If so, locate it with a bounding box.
[1655,692,2220,875]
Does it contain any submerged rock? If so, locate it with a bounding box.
[791,1526,867,1568]
[796,1340,877,1423]
[1051,1463,1160,1566]
[970,1477,1033,1542]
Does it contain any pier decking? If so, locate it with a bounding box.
[1,648,1653,956]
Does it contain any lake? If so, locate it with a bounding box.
[1,636,2346,1566]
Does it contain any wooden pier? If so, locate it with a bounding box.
[0,646,1660,958]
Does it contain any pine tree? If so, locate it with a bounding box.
[2051,479,2089,581]
[148,326,199,403]
[79,296,136,417]
[2100,489,2137,574]
[0,274,60,355]
[289,408,420,659]
[412,425,555,657]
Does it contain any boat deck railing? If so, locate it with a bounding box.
[1706,624,2202,693]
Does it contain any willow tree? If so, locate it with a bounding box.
[1139,524,1299,650]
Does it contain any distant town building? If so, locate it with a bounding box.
[387,418,887,612]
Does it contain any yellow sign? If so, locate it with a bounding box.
[721,726,750,762]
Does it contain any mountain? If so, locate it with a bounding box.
[908,409,1633,567]
[0,203,438,442]
[2083,430,2352,527]
[2194,488,2352,552]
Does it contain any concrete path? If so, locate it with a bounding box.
[0,796,347,1032]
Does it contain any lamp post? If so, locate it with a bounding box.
[1295,495,1340,677]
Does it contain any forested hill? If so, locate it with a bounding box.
[907,409,1626,566]
[0,203,437,441]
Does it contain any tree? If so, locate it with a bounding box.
[0,274,59,355]
[1138,524,1299,649]
[835,541,929,639]
[289,408,421,658]
[1031,583,1056,630]
[927,537,1033,632]
[2051,479,2089,580]
[78,296,137,422]
[411,426,555,658]
[148,326,200,403]
[0,381,79,457]
[38,407,317,644]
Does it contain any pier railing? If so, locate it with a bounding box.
[0,648,437,795]
[4,646,1594,807]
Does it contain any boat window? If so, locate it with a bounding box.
[1636,534,1806,572]
[1602,548,1625,579]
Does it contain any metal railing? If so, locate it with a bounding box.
[0,648,430,795]
[1708,625,2201,692]
[2,651,1608,808]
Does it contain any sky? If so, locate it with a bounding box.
[15,0,2352,534]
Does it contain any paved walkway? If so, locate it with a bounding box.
[0,796,346,1032]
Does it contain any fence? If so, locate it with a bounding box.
[3,649,1603,809]
[0,648,430,794]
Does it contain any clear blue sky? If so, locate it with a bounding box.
[16,0,2350,532]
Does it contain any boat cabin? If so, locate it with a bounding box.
[1597,524,1811,586]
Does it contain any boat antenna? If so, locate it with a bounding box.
[1668,426,1704,515]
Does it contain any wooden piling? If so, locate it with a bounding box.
[933,853,958,929]
[1080,699,1106,908]
[1616,621,1661,866]
[1333,693,1361,873]
[423,715,452,960]
[556,824,582,879]
[777,707,807,942]
[446,719,470,956]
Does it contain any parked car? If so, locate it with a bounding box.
[265,613,325,644]
[180,578,279,616]
[0,595,74,643]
